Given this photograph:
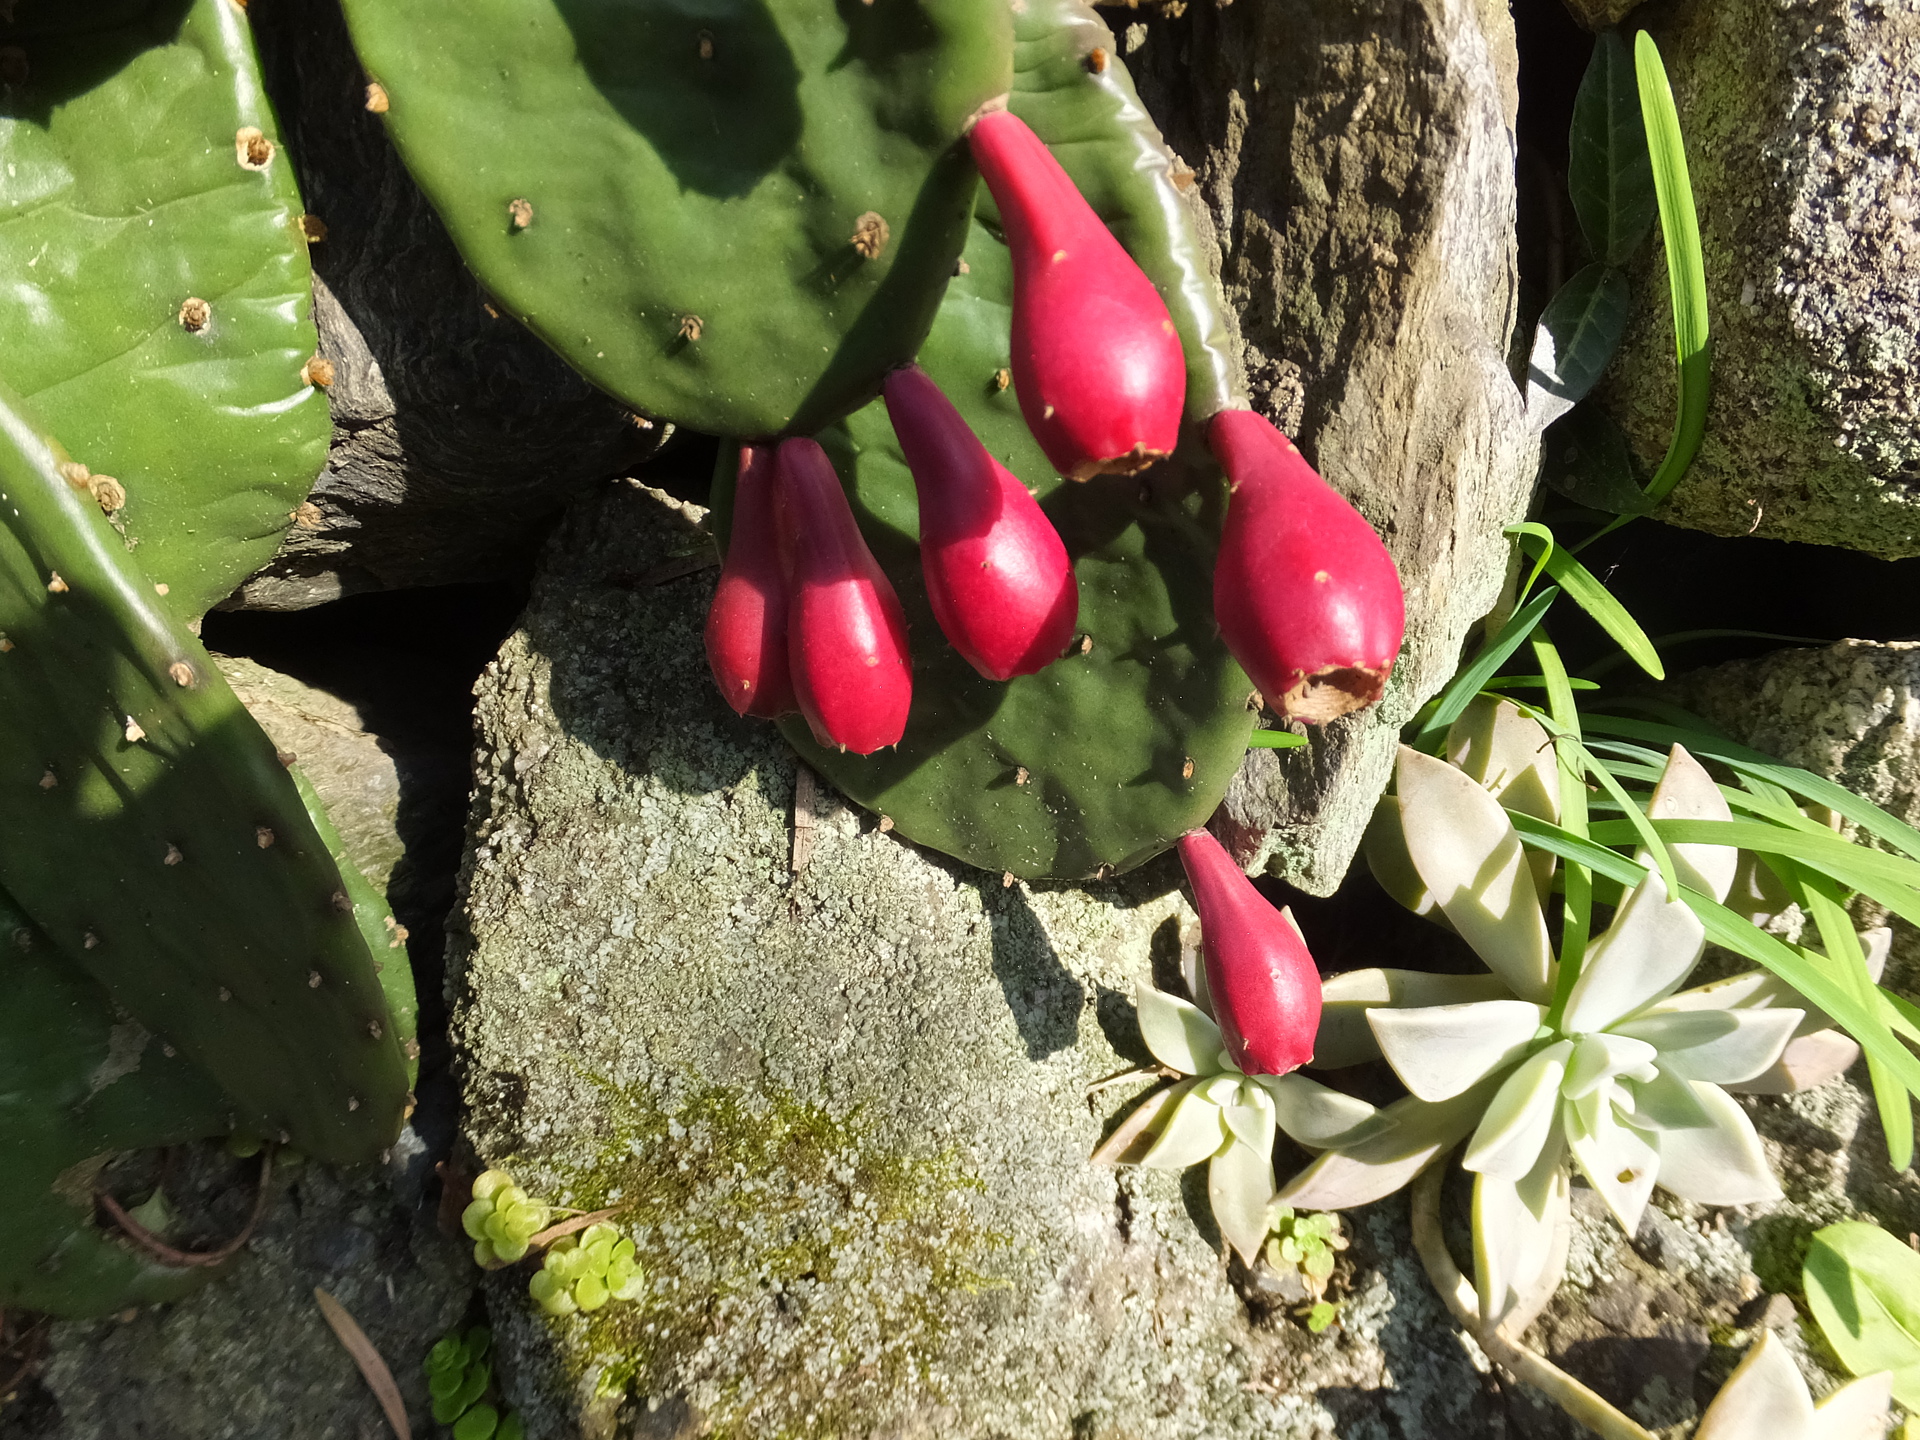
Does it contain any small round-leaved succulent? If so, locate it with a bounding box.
[528,1222,645,1317]
[462,1169,550,1267]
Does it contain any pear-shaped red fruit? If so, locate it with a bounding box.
[968,109,1185,481]
[704,443,795,719]
[776,438,912,755]
[1178,827,1321,1076]
[1209,409,1405,723]
[882,365,1078,680]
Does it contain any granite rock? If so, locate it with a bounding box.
[1601,0,1920,559]
[1123,0,1537,893]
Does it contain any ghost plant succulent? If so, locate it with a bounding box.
[1284,699,1867,1331]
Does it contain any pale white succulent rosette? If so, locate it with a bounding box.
[1691,1330,1893,1440]
[1283,698,1878,1331]
[1092,952,1383,1265]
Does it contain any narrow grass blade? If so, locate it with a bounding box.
[1535,636,1593,1020]
[1635,31,1711,505]
[1507,525,1663,679]
[1411,587,1561,750]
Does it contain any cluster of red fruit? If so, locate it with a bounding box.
[704,109,1407,756]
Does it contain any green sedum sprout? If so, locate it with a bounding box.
[461,1169,551,1267]
[423,1325,526,1439]
[528,1222,646,1317]
[1264,1204,1347,1331]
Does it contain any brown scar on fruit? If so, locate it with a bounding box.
[235,127,274,170]
[1071,442,1169,481]
[168,661,195,687]
[849,211,889,260]
[178,297,211,332]
[1279,666,1389,724]
[299,213,328,242]
[301,356,335,387]
[291,501,324,529]
[677,314,704,342]
[507,197,534,231]
[364,82,389,114]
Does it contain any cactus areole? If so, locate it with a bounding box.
[705,444,795,718]
[1208,409,1406,723]
[967,109,1185,481]
[775,438,913,755]
[1178,828,1321,1075]
[882,365,1078,680]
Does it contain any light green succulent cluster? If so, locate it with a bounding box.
[1264,1204,1346,1332]
[424,1325,525,1440]
[528,1223,645,1317]
[461,1170,551,1267]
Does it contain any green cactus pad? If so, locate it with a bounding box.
[753,219,1252,879]
[0,389,409,1164]
[993,0,1244,420]
[0,891,235,1317]
[339,0,1012,440]
[0,0,330,620]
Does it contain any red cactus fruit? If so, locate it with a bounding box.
[1208,409,1405,723]
[967,109,1185,482]
[775,438,913,755]
[881,365,1079,681]
[1177,827,1321,1076]
[704,443,794,719]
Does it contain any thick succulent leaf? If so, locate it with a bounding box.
[1276,1079,1503,1212]
[1208,1138,1275,1266]
[1314,968,1513,1070]
[1729,1029,1863,1097]
[340,0,1011,438]
[1256,1072,1382,1150]
[1803,1221,1920,1411]
[1693,1330,1817,1440]
[1563,1093,1659,1233]
[1361,795,1439,919]
[1090,1082,1179,1166]
[1810,1372,1896,1440]
[1445,695,1560,897]
[1561,1032,1657,1099]
[1473,1138,1568,1331]
[1462,1040,1571,1179]
[1650,1080,1781,1208]
[1611,1007,1801,1086]
[1138,1081,1228,1170]
[1368,1000,1545,1103]
[1395,747,1555,1003]
[1625,1065,1714,1131]
[0,0,330,618]
[1558,871,1705,1034]
[1222,1098,1275,1156]
[1136,987,1226,1076]
[1647,928,1886,1039]
[1642,745,1739,903]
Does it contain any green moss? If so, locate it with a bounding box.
[518,1076,1008,1439]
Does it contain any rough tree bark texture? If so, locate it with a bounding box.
[1126,0,1537,893]
[235,0,666,611]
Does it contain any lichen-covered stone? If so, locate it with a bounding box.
[1121,0,1536,893]
[450,481,1530,1438]
[1600,0,1920,559]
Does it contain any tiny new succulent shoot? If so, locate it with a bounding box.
[1265,1204,1347,1332]
[966,108,1186,481]
[528,1222,646,1318]
[881,364,1078,680]
[424,1324,527,1440]
[1208,409,1407,723]
[1286,699,1863,1338]
[775,438,914,755]
[462,1169,551,1267]
[1095,829,1380,1264]
[704,443,794,719]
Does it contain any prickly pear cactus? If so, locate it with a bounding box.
[338,0,1013,438]
[0,388,410,1165]
[0,891,234,1318]
[0,0,331,619]
[737,0,1256,879]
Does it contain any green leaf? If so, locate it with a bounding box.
[1410,587,1561,750]
[1506,525,1663,679]
[1481,674,1602,693]
[1635,31,1712,505]
[1539,406,1652,516]
[1534,636,1593,1021]
[1249,730,1308,749]
[1569,30,1657,265]
[1306,1301,1339,1333]
[1589,709,1920,863]
[0,0,331,619]
[1803,1221,1920,1409]
[1525,264,1634,430]
[454,1402,501,1440]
